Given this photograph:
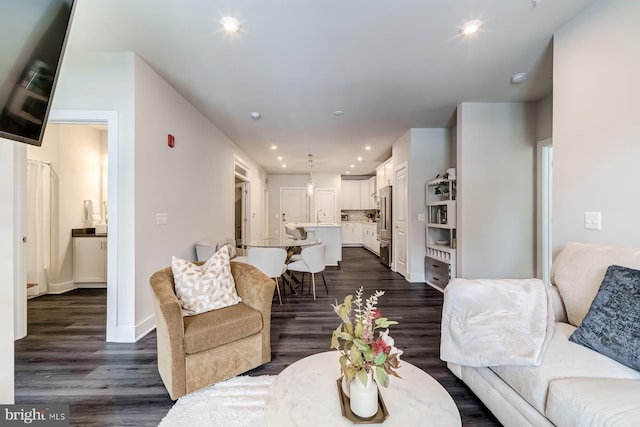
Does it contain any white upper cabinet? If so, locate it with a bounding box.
[376,158,393,194]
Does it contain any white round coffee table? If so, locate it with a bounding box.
[265,351,461,426]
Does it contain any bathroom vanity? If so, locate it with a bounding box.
[72,228,107,286]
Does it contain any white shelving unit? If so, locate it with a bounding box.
[425,177,457,291]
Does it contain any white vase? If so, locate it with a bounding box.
[349,371,378,418]
[341,376,350,398]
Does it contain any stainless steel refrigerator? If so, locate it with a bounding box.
[377,186,392,267]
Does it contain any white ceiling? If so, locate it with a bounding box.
[66,0,596,175]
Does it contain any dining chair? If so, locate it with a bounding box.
[289,239,322,262]
[285,223,307,239]
[239,247,288,305]
[287,244,327,300]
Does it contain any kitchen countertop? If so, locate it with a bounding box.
[342,220,377,224]
[293,222,341,228]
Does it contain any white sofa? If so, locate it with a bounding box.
[445,242,640,427]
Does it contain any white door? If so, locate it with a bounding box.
[395,164,408,276]
[316,189,336,223]
[280,188,308,236]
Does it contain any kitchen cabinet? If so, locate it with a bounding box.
[73,236,107,284]
[368,177,377,208]
[341,222,362,245]
[361,222,379,255]
[341,180,364,210]
[376,158,393,194]
[360,180,370,209]
[342,178,378,210]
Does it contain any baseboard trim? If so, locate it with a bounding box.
[136,314,156,341]
[47,280,76,294]
[76,282,107,289]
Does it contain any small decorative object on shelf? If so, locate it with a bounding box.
[331,287,402,420]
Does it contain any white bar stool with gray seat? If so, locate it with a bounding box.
[287,244,327,300]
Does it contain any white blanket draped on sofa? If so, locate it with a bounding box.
[440,278,555,367]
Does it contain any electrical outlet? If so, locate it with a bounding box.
[584,212,601,230]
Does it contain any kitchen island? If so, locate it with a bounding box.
[292,223,342,266]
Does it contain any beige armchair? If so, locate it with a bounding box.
[149,260,276,400]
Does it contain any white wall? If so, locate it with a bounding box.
[536,95,553,141]
[133,56,266,335]
[552,0,640,253]
[0,140,25,403]
[456,102,536,279]
[392,128,450,282]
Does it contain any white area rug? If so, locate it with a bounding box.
[158,375,275,427]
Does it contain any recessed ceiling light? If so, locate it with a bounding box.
[357,156,363,162]
[511,72,528,84]
[251,112,262,120]
[365,146,371,151]
[333,110,345,116]
[282,164,287,168]
[350,164,355,168]
[460,20,482,37]
[270,144,277,150]
[345,171,350,174]
[221,17,241,33]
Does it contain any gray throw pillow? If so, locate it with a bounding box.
[569,265,640,371]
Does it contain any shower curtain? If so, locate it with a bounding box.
[26,159,53,295]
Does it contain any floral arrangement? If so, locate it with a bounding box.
[331,286,402,387]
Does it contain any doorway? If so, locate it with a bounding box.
[235,178,247,249]
[15,109,119,342]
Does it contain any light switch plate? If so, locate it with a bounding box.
[157,213,168,225]
[418,213,426,222]
[584,212,601,230]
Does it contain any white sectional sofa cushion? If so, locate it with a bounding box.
[490,323,640,414]
[546,378,640,427]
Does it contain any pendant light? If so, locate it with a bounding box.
[307,154,314,195]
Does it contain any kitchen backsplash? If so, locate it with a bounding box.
[342,209,377,222]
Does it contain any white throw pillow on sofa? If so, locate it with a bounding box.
[172,245,241,316]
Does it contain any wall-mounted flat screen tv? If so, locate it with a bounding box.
[0,0,76,147]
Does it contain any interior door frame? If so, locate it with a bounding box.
[537,138,553,285]
[18,109,120,342]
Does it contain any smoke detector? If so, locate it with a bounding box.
[511,73,528,84]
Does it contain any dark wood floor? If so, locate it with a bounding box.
[15,247,500,427]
